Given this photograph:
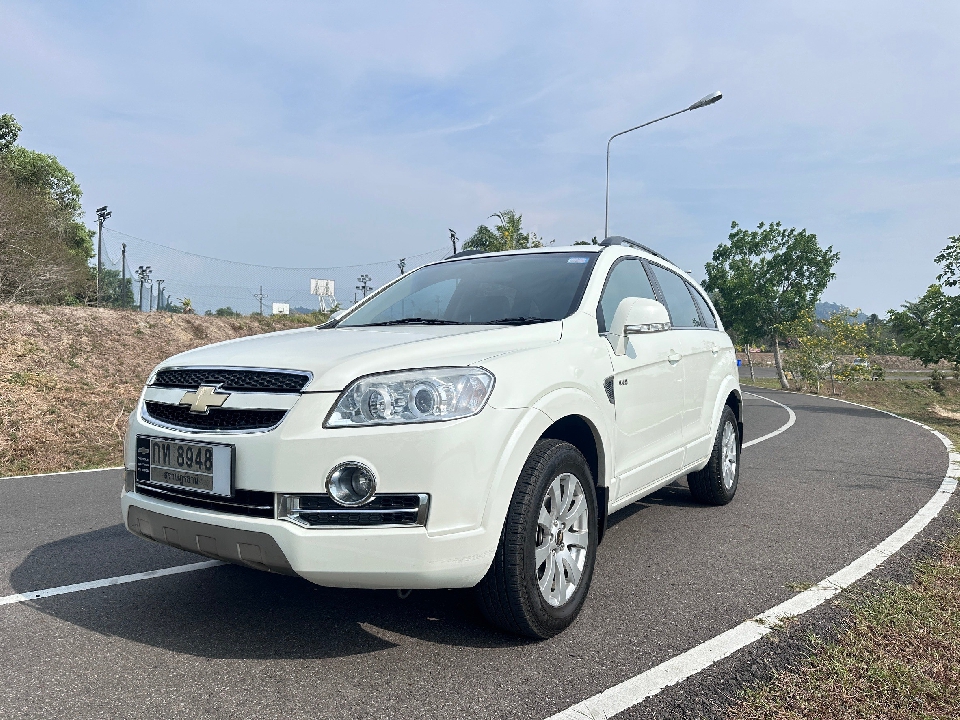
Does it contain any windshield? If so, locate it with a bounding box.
[338,252,598,327]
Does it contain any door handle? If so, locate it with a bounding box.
[711,345,719,356]
[668,352,682,364]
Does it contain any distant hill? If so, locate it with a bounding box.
[815,302,871,323]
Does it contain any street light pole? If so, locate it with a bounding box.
[604,91,722,239]
[95,205,112,305]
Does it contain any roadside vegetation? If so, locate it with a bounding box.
[0,304,329,477]
[726,522,960,720]
[719,231,960,718]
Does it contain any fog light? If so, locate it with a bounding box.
[326,462,377,506]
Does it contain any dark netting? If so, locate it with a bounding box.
[144,402,286,431]
[100,228,451,316]
[152,368,311,393]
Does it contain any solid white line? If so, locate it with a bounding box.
[1,466,124,481]
[547,395,959,720]
[0,561,222,607]
[741,391,796,448]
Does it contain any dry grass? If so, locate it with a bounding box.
[0,304,324,477]
[730,377,960,718]
[727,529,960,720]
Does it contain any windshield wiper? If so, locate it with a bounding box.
[362,318,465,326]
[485,316,554,325]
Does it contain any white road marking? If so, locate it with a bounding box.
[0,561,222,607]
[742,392,796,448]
[1,466,124,481]
[546,396,959,720]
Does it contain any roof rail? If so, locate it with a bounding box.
[599,236,673,264]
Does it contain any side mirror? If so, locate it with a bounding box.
[608,297,671,355]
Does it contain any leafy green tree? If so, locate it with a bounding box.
[935,234,960,287]
[0,113,93,261]
[98,267,136,309]
[889,284,960,368]
[463,210,544,252]
[704,220,839,389]
[573,236,599,246]
[0,114,21,154]
[889,235,960,370]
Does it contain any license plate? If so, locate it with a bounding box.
[136,436,234,496]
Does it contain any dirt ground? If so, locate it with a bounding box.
[0,304,321,477]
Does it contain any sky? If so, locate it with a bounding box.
[2,1,959,313]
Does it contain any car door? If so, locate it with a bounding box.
[687,283,729,462]
[646,263,714,464]
[597,258,684,501]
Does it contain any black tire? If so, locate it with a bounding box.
[687,405,740,505]
[475,439,598,639]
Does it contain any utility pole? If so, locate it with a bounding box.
[254,285,267,315]
[398,258,406,275]
[156,280,164,312]
[120,243,127,308]
[148,280,154,312]
[96,206,112,306]
[449,229,458,255]
[136,265,151,312]
[356,274,372,298]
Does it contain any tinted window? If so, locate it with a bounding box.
[648,264,703,328]
[340,252,596,326]
[688,284,717,329]
[597,258,657,333]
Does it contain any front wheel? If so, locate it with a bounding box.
[687,405,740,505]
[475,439,598,638]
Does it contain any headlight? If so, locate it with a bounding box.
[325,367,495,427]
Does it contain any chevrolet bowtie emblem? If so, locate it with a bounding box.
[179,385,230,414]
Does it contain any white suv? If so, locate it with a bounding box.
[122,237,742,638]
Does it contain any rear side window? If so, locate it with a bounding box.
[688,284,717,329]
[648,264,703,328]
[597,258,657,333]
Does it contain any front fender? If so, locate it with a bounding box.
[478,387,614,558]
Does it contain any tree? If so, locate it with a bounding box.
[889,284,960,369]
[935,234,960,287]
[704,220,839,389]
[0,172,89,303]
[0,113,93,261]
[889,235,960,370]
[0,114,21,154]
[463,210,544,252]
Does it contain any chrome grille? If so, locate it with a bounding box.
[279,494,429,528]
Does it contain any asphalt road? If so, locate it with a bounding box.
[0,389,950,720]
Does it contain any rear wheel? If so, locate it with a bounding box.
[687,406,740,505]
[475,439,598,638]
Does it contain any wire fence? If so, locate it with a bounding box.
[99,228,451,315]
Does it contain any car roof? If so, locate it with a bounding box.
[437,238,681,274]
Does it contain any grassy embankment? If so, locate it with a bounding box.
[0,304,327,477]
[730,377,960,719]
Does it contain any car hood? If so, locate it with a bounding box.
[155,323,563,391]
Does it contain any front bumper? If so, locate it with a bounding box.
[122,484,497,590]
